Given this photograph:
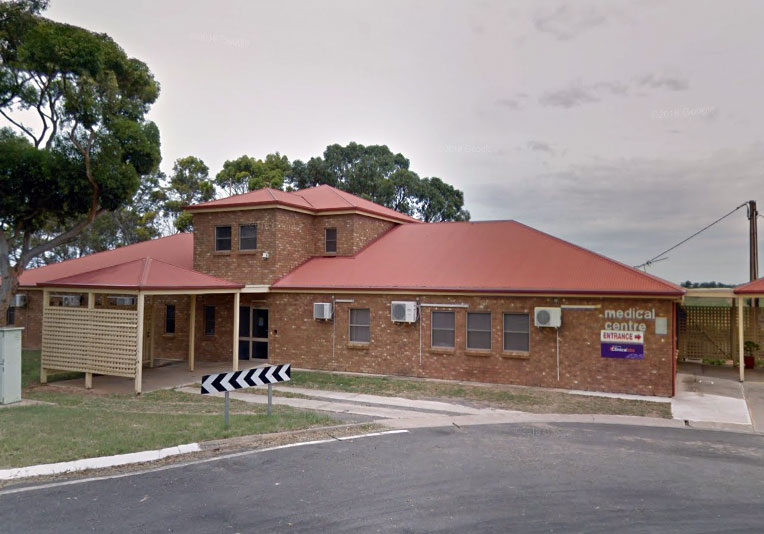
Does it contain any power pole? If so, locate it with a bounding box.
[748,200,758,282]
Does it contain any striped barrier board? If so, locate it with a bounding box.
[201,364,291,394]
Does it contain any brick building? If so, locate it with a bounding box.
[9,185,684,396]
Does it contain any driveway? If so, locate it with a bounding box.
[2,423,763,533]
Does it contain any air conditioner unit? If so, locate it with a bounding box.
[391,301,418,323]
[62,295,82,307]
[11,294,27,308]
[313,302,333,320]
[115,296,136,306]
[534,307,561,327]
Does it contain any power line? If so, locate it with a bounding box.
[635,202,748,270]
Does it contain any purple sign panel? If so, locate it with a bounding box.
[601,342,644,359]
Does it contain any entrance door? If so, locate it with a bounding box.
[238,307,268,360]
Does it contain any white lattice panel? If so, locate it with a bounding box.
[42,307,139,378]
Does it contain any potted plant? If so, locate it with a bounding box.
[744,340,759,370]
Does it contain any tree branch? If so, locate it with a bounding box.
[18,210,107,267]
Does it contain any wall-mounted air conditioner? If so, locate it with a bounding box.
[11,294,27,308]
[391,301,418,323]
[313,302,333,320]
[115,296,136,306]
[534,307,561,328]
[62,295,82,307]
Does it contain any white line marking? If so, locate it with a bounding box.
[0,429,409,497]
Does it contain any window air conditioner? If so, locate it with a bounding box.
[534,307,561,328]
[391,301,418,323]
[313,302,333,320]
[115,296,137,306]
[11,294,27,308]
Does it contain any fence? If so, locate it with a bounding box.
[677,305,764,362]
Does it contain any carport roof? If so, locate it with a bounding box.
[734,278,764,295]
[272,220,685,296]
[39,257,242,291]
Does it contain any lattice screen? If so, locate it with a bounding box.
[678,305,764,361]
[42,307,139,377]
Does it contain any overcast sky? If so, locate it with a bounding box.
[46,0,764,284]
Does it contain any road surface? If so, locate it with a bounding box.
[1,423,763,533]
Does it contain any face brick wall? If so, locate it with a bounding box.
[193,208,397,285]
[12,289,43,350]
[265,292,676,396]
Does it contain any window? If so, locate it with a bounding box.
[504,313,530,352]
[467,312,491,350]
[204,306,216,336]
[239,224,257,250]
[6,306,14,326]
[165,304,176,334]
[349,308,370,343]
[431,311,455,348]
[325,227,337,254]
[215,226,232,251]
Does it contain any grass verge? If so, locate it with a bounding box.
[288,371,672,419]
[0,352,338,469]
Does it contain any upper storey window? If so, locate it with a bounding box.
[325,227,337,254]
[215,226,232,251]
[240,224,257,250]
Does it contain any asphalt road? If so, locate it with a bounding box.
[2,423,764,533]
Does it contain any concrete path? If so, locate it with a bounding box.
[673,372,751,427]
[743,382,764,432]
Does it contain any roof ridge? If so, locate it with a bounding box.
[509,220,684,293]
[41,257,147,284]
[265,188,278,201]
[288,188,316,208]
[325,185,355,208]
[139,257,152,287]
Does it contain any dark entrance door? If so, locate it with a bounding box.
[238,307,268,360]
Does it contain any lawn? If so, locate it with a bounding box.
[287,370,673,419]
[0,352,338,469]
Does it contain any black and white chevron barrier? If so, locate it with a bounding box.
[201,364,291,394]
[200,364,291,425]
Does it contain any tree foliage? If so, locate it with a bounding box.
[0,1,161,320]
[214,152,290,195]
[288,142,470,222]
[164,156,214,232]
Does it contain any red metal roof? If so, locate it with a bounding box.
[734,278,764,294]
[272,220,684,296]
[18,234,193,288]
[185,184,419,224]
[40,257,242,290]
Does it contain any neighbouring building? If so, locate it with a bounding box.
[9,185,685,396]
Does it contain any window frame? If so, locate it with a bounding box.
[503,312,530,353]
[349,307,371,343]
[466,311,492,350]
[325,227,337,254]
[239,224,257,251]
[6,306,15,326]
[215,225,232,251]
[204,305,216,336]
[431,310,455,349]
[165,304,176,334]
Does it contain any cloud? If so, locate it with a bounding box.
[539,85,600,108]
[495,98,521,110]
[636,74,689,91]
[467,145,764,282]
[533,4,609,41]
[526,140,555,154]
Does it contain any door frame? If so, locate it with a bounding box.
[239,306,269,360]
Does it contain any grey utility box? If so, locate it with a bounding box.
[0,327,23,405]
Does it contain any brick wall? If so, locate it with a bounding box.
[265,292,676,396]
[13,289,43,350]
[193,208,397,285]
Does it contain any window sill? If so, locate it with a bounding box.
[236,249,259,255]
[501,351,531,360]
[347,343,370,350]
[162,333,175,338]
[324,252,337,257]
[212,250,231,256]
[429,347,455,355]
[465,349,492,357]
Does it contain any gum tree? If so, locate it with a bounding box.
[0,0,161,321]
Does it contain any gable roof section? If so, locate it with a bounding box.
[40,257,242,291]
[272,220,684,296]
[18,233,193,288]
[185,184,419,224]
[734,278,764,294]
